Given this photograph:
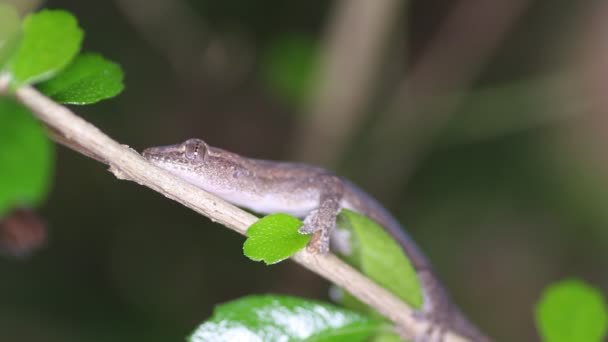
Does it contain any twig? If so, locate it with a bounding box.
[4,82,471,342]
[114,0,209,82]
[291,0,404,166]
[365,0,531,199]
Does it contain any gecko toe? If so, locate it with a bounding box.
[298,224,317,234]
[305,230,330,255]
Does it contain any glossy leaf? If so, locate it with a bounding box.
[8,9,83,86]
[243,213,310,264]
[331,288,404,342]
[536,279,608,342]
[336,210,423,309]
[189,295,385,342]
[0,98,53,218]
[0,3,21,70]
[38,53,124,104]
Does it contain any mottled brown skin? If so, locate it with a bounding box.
[142,138,490,342]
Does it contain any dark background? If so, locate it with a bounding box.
[1,0,607,341]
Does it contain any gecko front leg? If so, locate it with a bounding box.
[298,175,344,254]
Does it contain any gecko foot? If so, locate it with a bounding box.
[306,230,330,254]
[299,208,322,234]
[299,208,334,255]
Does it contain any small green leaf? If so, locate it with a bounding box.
[8,9,83,86]
[189,295,385,342]
[0,98,53,218]
[536,279,608,342]
[243,213,310,264]
[38,53,124,104]
[336,210,423,309]
[0,3,21,70]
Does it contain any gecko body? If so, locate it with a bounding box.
[142,138,489,342]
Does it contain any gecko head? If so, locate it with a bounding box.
[142,138,246,193]
[142,138,210,170]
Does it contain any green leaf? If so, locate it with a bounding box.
[0,3,21,70]
[243,213,310,264]
[8,9,83,86]
[189,295,385,342]
[38,53,124,104]
[0,98,53,218]
[336,210,423,309]
[536,279,608,342]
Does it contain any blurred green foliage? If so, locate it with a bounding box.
[0,98,52,217]
[260,34,318,106]
[0,4,21,70]
[0,6,122,219]
[536,279,608,342]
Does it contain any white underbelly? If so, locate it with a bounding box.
[220,191,319,218]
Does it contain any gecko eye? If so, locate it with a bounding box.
[184,139,207,161]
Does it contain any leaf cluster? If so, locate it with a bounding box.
[0,5,124,218]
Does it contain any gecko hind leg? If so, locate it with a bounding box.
[300,201,340,254]
[298,176,343,254]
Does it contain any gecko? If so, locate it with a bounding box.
[142,138,490,342]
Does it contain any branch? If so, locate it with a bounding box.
[364,0,531,199]
[114,0,211,83]
[291,0,404,166]
[5,82,470,342]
